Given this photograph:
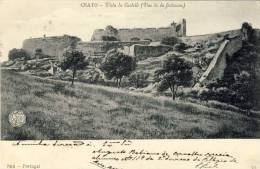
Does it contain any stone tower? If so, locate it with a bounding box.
[170,19,186,37]
[182,19,187,36]
[175,19,186,37]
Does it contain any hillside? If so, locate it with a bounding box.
[2,28,259,111]
[135,30,240,87]
[1,70,260,139]
[1,29,240,85]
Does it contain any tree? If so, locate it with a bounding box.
[154,56,193,100]
[60,50,89,86]
[105,25,118,35]
[100,49,136,88]
[104,25,119,41]
[8,48,30,61]
[35,48,42,56]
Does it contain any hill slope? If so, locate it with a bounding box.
[135,30,241,86]
[1,70,260,139]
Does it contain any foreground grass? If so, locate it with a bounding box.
[1,70,260,139]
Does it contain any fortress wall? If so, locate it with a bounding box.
[22,35,150,61]
[195,35,243,87]
[129,44,172,60]
[76,41,150,57]
[91,29,109,41]
[117,27,177,42]
[76,41,121,56]
[91,19,186,42]
[22,35,80,60]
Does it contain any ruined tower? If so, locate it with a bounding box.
[175,19,186,37]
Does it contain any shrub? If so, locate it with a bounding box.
[8,48,30,61]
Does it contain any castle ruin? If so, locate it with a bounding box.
[22,19,186,60]
[91,19,186,42]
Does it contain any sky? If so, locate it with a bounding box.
[0,0,260,61]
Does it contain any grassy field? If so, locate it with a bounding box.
[1,70,260,140]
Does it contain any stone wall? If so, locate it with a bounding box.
[194,35,243,87]
[91,19,186,42]
[22,35,81,60]
[76,41,150,57]
[22,34,150,61]
[127,44,172,60]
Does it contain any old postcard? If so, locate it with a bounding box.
[0,0,260,169]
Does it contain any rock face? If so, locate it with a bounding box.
[22,35,81,60]
[91,19,186,42]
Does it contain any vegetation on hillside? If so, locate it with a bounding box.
[154,56,193,100]
[201,23,258,110]
[60,50,89,85]
[8,48,30,61]
[101,25,119,41]
[2,70,259,139]
[129,72,149,88]
[100,49,136,87]
[2,23,259,111]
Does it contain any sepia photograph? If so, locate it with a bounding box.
[1,0,260,140]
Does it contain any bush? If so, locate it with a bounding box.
[78,69,102,84]
[8,48,30,61]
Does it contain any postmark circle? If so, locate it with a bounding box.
[8,111,26,127]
